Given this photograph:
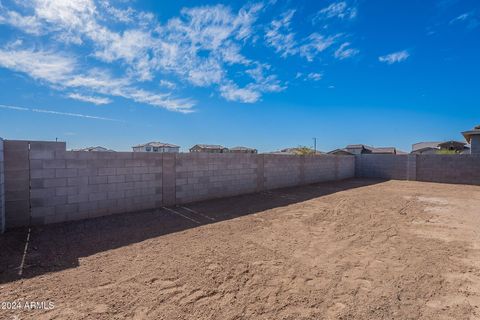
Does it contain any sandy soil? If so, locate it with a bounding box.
[1,179,480,320]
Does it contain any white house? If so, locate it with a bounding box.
[72,146,115,152]
[132,142,180,153]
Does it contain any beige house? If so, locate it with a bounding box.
[462,125,480,154]
[411,141,469,154]
[72,146,115,152]
[132,142,180,153]
[190,144,228,153]
[229,146,258,154]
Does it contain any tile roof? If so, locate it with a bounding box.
[230,146,257,151]
[133,142,179,148]
[192,144,227,149]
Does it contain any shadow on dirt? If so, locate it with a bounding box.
[0,178,386,284]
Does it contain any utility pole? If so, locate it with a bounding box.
[313,137,317,155]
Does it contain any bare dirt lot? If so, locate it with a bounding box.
[1,179,480,320]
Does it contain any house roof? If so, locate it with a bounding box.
[191,144,227,149]
[133,141,179,148]
[327,148,354,155]
[230,146,257,151]
[73,146,114,152]
[412,142,441,152]
[270,147,323,155]
[462,125,480,143]
[346,144,374,150]
[371,147,396,154]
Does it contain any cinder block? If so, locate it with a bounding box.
[68,176,89,186]
[89,192,107,201]
[107,175,125,183]
[30,169,54,179]
[66,160,88,169]
[89,175,108,185]
[55,168,78,178]
[98,167,115,176]
[68,193,89,204]
[44,178,67,188]
[43,159,66,169]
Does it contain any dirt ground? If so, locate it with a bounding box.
[1,178,480,320]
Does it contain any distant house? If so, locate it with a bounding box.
[132,142,180,153]
[344,144,374,155]
[190,144,228,153]
[72,146,115,152]
[371,147,398,154]
[411,141,469,154]
[330,144,401,155]
[462,125,480,154]
[229,146,258,154]
[269,147,323,155]
[327,149,353,156]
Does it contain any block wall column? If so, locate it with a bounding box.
[256,154,265,192]
[299,156,306,185]
[4,140,31,228]
[162,153,176,206]
[407,154,417,181]
[334,156,340,180]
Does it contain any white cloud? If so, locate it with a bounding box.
[449,12,479,29]
[307,72,323,81]
[316,2,357,21]
[220,83,260,103]
[378,50,410,64]
[159,80,176,89]
[334,42,359,60]
[0,103,121,121]
[0,1,284,107]
[265,9,297,58]
[0,7,44,35]
[299,33,338,61]
[68,93,112,105]
[0,48,194,112]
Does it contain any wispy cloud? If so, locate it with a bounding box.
[0,48,195,112]
[450,11,479,29]
[0,1,282,108]
[334,42,359,60]
[307,72,323,81]
[313,1,357,23]
[68,93,112,105]
[299,33,338,62]
[0,104,122,122]
[265,9,297,58]
[378,50,410,64]
[265,10,340,62]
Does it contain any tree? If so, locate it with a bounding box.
[293,146,315,155]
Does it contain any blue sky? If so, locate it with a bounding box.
[0,0,479,152]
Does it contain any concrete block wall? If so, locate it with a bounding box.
[2,140,355,229]
[416,155,480,185]
[28,141,163,225]
[176,153,259,204]
[264,155,302,189]
[356,154,480,185]
[0,138,5,233]
[356,155,409,180]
